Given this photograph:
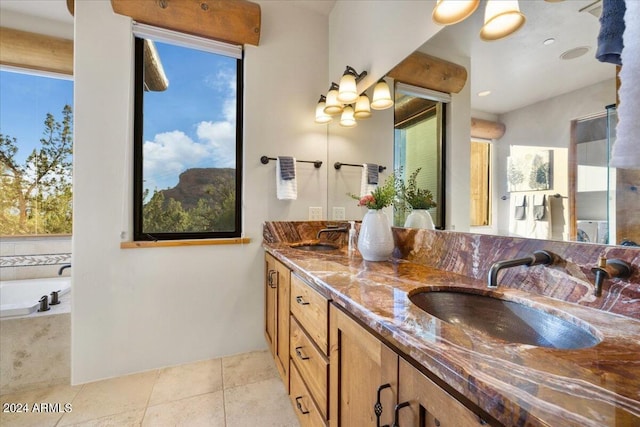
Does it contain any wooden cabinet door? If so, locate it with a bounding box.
[264,254,278,357]
[275,259,290,388]
[398,358,487,427]
[329,304,398,427]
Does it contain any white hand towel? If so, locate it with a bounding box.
[276,157,297,200]
[360,163,378,198]
[610,0,640,169]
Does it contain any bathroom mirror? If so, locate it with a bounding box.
[393,83,447,229]
[327,0,639,246]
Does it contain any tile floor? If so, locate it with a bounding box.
[0,350,300,427]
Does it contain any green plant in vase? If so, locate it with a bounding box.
[398,168,437,229]
[402,168,436,210]
[349,172,398,210]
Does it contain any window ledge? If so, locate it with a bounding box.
[120,237,251,249]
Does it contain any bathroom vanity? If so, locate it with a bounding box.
[263,221,640,427]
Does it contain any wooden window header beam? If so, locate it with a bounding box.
[0,27,73,76]
[471,117,506,140]
[110,0,261,47]
[388,51,467,94]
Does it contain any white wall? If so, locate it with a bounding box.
[327,101,394,221]
[0,9,73,39]
[329,1,442,94]
[495,79,616,237]
[72,0,328,384]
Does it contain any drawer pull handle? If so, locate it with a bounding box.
[374,383,391,427]
[295,346,310,360]
[295,396,310,415]
[268,270,277,288]
[296,296,310,305]
[390,401,410,427]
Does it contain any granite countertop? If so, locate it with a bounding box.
[264,242,640,427]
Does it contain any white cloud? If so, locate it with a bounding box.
[143,130,208,190]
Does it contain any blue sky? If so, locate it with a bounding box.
[1,40,237,192]
[0,70,73,164]
[142,40,237,191]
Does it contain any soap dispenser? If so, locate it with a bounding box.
[348,221,357,254]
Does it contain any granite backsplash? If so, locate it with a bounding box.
[264,221,640,319]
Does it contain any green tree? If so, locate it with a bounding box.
[143,190,193,233]
[0,105,73,235]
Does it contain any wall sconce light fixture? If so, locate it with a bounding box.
[371,79,393,110]
[314,95,332,124]
[337,66,367,103]
[432,0,526,41]
[316,66,393,127]
[354,94,372,119]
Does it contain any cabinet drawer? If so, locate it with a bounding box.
[291,274,328,355]
[290,316,328,420]
[399,358,487,426]
[290,362,327,427]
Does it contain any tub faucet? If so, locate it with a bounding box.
[591,257,631,297]
[487,250,554,288]
[58,263,71,276]
[38,295,50,312]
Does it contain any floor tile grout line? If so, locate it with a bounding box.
[221,357,228,426]
[55,382,85,427]
[139,368,161,426]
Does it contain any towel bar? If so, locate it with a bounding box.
[260,156,322,169]
[334,162,386,173]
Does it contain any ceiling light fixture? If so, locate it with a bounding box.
[432,0,527,42]
[477,90,492,97]
[432,0,480,25]
[543,38,555,46]
[480,0,526,41]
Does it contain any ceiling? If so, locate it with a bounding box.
[1,0,614,116]
[0,0,72,24]
[422,0,615,115]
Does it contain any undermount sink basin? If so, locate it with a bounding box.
[409,291,601,350]
[290,243,340,252]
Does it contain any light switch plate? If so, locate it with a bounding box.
[332,207,346,220]
[309,207,323,220]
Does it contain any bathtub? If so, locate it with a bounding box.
[0,277,71,318]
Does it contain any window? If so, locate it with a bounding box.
[393,83,447,229]
[0,68,74,236]
[133,27,243,241]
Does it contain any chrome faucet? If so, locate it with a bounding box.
[487,250,554,288]
[317,225,349,239]
[591,257,631,297]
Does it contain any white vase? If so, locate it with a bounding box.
[404,209,435,230]
[358,209,394,261]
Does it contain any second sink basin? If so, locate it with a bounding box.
[409,290,601,350]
